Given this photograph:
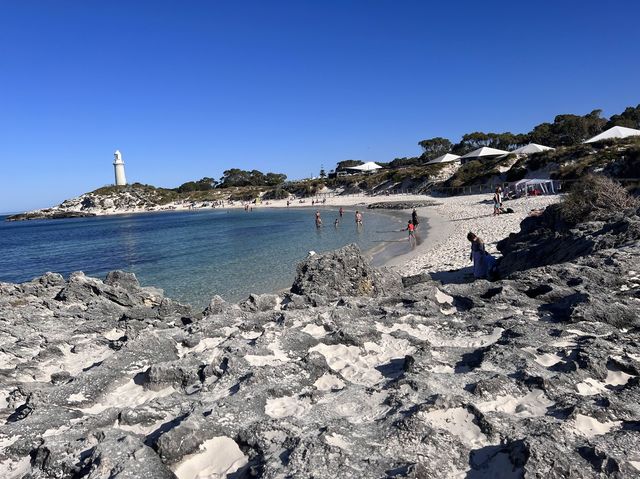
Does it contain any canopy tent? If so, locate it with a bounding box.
[426,153,461,165]
[345,161,383,172]
[511,143,555,155]
[584,126,640,143]
[511,178,557,195]
[459,146,509,163]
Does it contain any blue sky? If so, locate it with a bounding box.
[1,0,639,212]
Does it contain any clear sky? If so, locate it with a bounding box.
[1,0,639,212]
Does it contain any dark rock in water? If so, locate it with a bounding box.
[290,243,401,299]
[5,210,97,221]
[1,241,640,477]
[367,200,441,210]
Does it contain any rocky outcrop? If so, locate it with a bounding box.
[496,204,640,278]
[1,243,639,477]
[5,187,178,221]
[290,244,401,301]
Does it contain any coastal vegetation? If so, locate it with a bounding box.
[9,104,640,222]
[559,174,639,224]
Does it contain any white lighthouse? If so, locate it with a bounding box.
[113,150,127,186]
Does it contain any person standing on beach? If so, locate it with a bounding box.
[493,187,503,216]
[467,232,487,278]
[411,208,419,230]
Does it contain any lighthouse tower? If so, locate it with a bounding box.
[113,150,127,186]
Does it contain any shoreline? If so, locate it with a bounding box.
[3,193,564,299]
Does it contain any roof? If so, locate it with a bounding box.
[345,161,383,171]
[511,143,555,155]
[426,153,461,164]
[459,146,510,160]
[584,126,640,143]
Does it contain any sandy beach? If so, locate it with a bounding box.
[267,192,562,280]
[385,193,562,278]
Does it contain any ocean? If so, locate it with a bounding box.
[0,208,410,307]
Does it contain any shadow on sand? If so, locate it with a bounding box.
[429,266,475,285]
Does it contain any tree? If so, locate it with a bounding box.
[218,169,286,188]
[176,177,217,193]
[264,172,287,186]
[389,157,422,169]
[319,166,326,178]
[528,110,606,146]
[607,104,640,129]
[417,137,452,160]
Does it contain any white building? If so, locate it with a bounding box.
[113,150,127,186]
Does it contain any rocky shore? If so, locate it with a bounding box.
[1,208,640,478]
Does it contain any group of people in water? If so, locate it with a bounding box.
[314,207,363,228]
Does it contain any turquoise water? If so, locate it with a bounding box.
[0,208,408,307]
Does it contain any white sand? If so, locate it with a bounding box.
[310,334,414,386]
[573,414,621,438]
[325,433,351,450]
[476,390,554,418]
[78,378,175,414]
[374,314,503,349]
[264,395,311,419]
[0,455,31,479]
[397,193,562,276]
[300,323,327,339]
[171,436,248,479]
[521,347,563,367]
[313,373,345,391]
[244,340,291,367]
[420,407,489,448]
[575,363,636,395]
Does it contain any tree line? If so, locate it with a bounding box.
[385,104,640,169]
[175,169,288,193]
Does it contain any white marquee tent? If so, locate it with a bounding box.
[584,126,640,144]
[345,161,383,172]
[511,178,557,195]
[459,146,509,163]
[426,153,461,165]
[511,143,555,155]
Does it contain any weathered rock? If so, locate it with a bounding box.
[290,243,401,299]
[497,204,640,278]
[1,239,639,478]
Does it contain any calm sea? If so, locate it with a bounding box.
[0,208,409,307]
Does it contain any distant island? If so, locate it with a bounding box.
[7,104,639,221]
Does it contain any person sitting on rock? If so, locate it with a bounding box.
[467,232,488,278]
